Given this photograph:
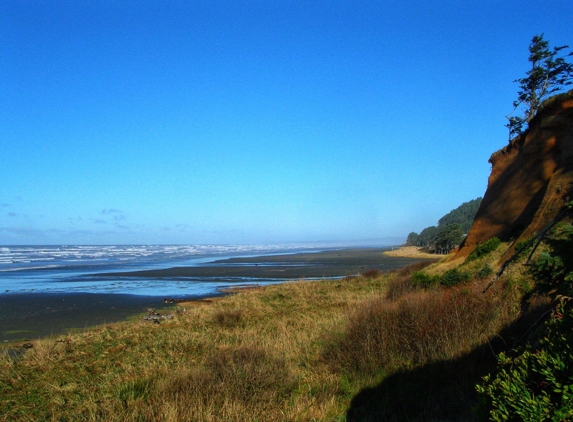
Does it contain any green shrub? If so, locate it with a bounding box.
[467,237,501,262]
[440,268,471,287]
[530,224,573,297]
[476,264,494,279]
[476,300,573,421]
[411,271,440,288]
[477,224,573,420]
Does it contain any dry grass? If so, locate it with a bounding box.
[0,276,387,421]
[385,260,435,299]
[326,280,518,376]
[0,252,539,421]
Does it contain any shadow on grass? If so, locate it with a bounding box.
[346,342,494,421]
[345,299,552,422]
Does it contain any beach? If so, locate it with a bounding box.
[0,293,182,343]
[0,248,432,343]
[104,248,429,279]
[383,245,442,259]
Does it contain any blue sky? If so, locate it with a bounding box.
[1,0,572,245]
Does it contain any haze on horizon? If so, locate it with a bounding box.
[1,1,572,246]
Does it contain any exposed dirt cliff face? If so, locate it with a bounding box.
[456,90,573,259]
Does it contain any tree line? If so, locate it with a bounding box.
[406,197,482,254]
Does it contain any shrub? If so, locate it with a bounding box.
[530,223,573,296]
[476,264,494,279]
[477,223,573,420]
[440,268,471,287]
[467,237,501,262]
[386,275,416,300]
[411,271,440,288]
[387,262,437,299]
[476,300,573,421]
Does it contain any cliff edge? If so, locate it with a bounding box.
[456,90,573,259]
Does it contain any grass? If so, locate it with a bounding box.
[0,251,544,421]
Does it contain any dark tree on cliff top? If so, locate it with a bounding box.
[507,34,573,139]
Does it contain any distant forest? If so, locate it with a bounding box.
[406,197,482,254]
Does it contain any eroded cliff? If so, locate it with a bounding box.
[456,90,573,259]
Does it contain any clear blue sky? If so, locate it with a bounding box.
[1,1,572,245]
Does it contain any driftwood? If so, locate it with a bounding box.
[143,314,174,321]
[143,308,174,323]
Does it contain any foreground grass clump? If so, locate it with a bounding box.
[0,252,540,421]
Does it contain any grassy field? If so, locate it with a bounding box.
[0,245,541,421]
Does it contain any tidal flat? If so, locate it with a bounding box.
[1,248,432,343]
[103,248,430,279]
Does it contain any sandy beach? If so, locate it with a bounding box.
[383,246,442,259]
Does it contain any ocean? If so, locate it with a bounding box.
[0,244,327,298]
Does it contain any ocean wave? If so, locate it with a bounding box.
[0,244,320,260]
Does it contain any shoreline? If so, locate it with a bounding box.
[1,248,433,344]
[102,248,429,279]
[0,292,222,344]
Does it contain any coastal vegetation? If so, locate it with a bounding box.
[476,220,573,420]
[2,232,570,421]
[466,237,501,262]
[406,197,482,251]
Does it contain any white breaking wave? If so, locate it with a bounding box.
[0,243,338,297]
[0,243,330,272]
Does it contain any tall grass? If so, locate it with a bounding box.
[0,252,541,421]
[326,281,517,376]
[385,261,434,299]
[152,346,295,421]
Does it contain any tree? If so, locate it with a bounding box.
[417,226,439,247]
[506,34,573,139]
[406,232,419,246]
[437,197,482,234]
[433,223,464,254]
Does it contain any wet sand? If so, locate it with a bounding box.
[1,248,431,344]
[0,293,218,343]
[104,248,429,279]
